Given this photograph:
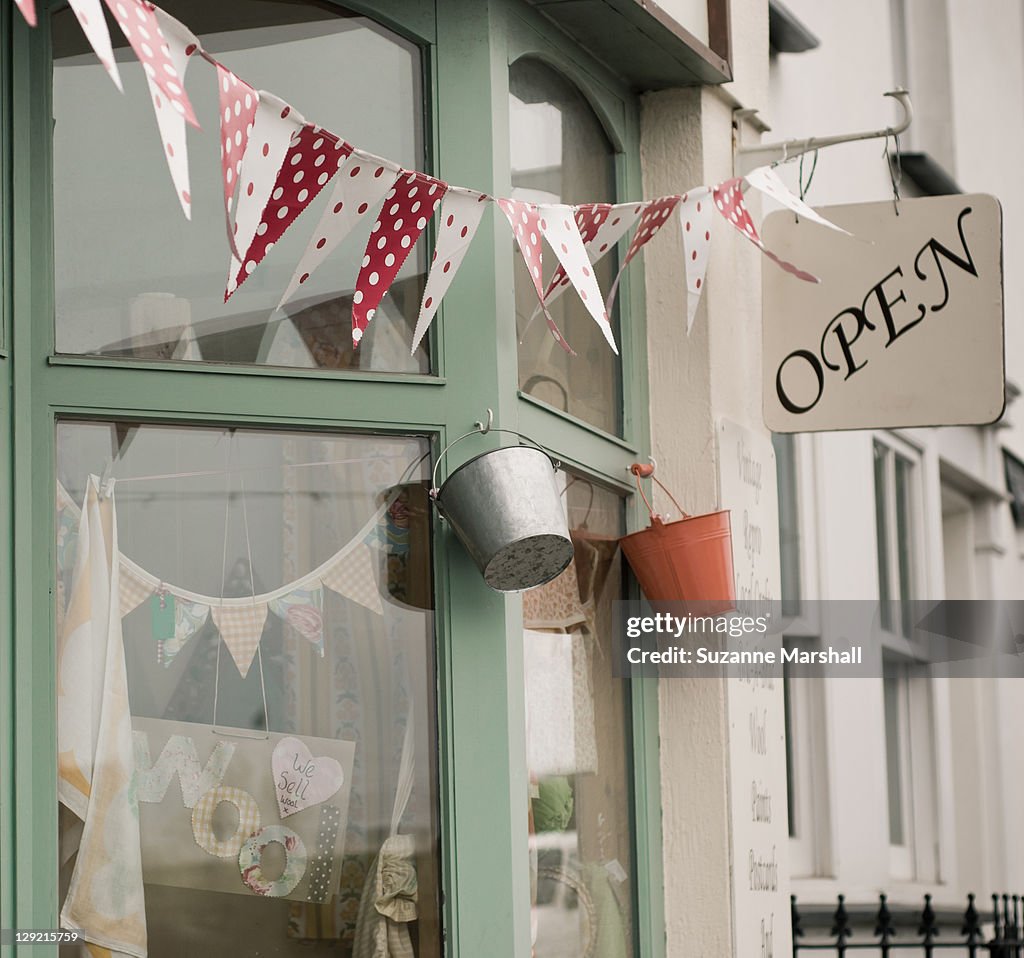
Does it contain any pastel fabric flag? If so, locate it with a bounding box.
[119,559,154,617]
[210,602,269,678]
[320,542,383,615]
[216,64,258,259]
[352,170,448,347]
[679,188,714,334]
[13,0,36,26]
[278,152,401,308]
[225,93,304,300]
[230,125,352,295]
[158,598,210,668]
[68,0,123,91]
[269,586,326,656]
[606,195,681,313]
[744,166,851,235]
[497,197,574,356]
[537,203,618,353]
[145,8,198,218]
[58,479,148,957]
[410,187,489,353]
[712,177,819,283]
[103,0,198,128]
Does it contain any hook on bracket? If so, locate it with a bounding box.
[474,408,494,435]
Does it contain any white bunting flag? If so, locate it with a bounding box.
[146,8,197,218]
[744,166,851,235]
[410,187,488,353]
[679,188,713,334]
[216,64,259,260]
[210,602,269,678]
[226,93,304,301]
[537,204,617,353]
[278,151,401,309]
[68,0,123,91]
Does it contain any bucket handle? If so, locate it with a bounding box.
[430,427,561,499]
[629,462,690,521]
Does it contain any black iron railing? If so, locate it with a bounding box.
[792,893,1024,956]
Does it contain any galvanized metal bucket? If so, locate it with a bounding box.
[430,428,574,593]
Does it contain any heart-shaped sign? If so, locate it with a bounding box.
[272,736,344,819]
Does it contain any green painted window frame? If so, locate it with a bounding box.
[1,2,663,956]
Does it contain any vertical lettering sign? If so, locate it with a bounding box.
[763,195,1004,432]
[718,420,791,958]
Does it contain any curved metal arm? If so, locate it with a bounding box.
[736,90,913,173]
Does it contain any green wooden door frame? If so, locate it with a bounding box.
[1,1,664,956]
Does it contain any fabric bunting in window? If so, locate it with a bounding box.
[12,0,34,25]
[102,0,198,128]
[145,7,199,218]
[320,542,383,616]
[352,170,449,348]
[679,188,713,334]
[216,64,259,259]
[225,92,304,301]
[278,152,401,309]
[158,597,210,668]
[210,602,269,678]
[269,585,326,657]
[68,0,123,91]
[119,558,155,618]
[410,186,489,353]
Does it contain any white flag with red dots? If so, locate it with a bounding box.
[68,0,123,91]
[102,0,198,128]
[537,204,618,354]
[351,170,448,348]
[225,93,304,301]
[144,8,197,219]
[744,166,850,236]
[679,188,713,334]
[712,177,819,283]
[278,152,401,310]
[497,198,575,356]
[13,0,35,26]
[216,64,258,260]
[410,187,489,354]
[229,126,351,297]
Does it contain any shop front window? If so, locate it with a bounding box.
[52,2,428,372]
[55,422,441,957]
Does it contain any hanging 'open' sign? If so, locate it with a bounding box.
[762,194,1004,432]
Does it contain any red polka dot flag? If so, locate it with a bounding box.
[230,125,352,297]
[411,187,488,353]
[103,0,199,128]
[68,0,123,91]
[12,0,35,26]
[605,195,681,315]
[679,188,713,333]
[216,64,259,259]
[352,170,448,347]
[278,153,402,309]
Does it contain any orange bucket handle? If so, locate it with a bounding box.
[629,462,690,521]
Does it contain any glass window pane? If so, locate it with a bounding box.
[509,58,622,436]
[894,454,915,636]
[56,422,440,957]
[883,663,905,846]
[874,442,893,632]
[772,433,802,615]
[52,3,429,373]
[522,478,635,958]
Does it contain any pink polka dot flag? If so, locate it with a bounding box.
[225,93,303,302]
[278,152,401,310]
[352,170,448,348]
[144,8,197,219]
[744,166,850,235]
[606,195,681,314]
[103,0,198,129]
[68,0,123,91]
[712,177,820,283]
[230,124,352,297]
[13,0,35,26]
[679,188,713,333]
[497,198,575,356]
[410,187,489,353]
[216,63,259,260]
[536,204,618,354]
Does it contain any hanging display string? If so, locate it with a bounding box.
[109,454,406,486]
[885,131,903,216]
[798,149,818,202]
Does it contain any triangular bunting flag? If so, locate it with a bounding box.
[210,602,269,678]
[119,560,154,618]
[13,0,36,26]
[320,543,383,615]
[712,177,819,283]
[537,204,618,353]
[744,166,851,235]
[159,598,210,668]
[606,195,681,313]
[278,152,401,308]
[225,93,303,301]
[269,587,325,656]
[216,64,258,260]
[352,170,448,348]
[410,187,489,353]
[230,125,351,295]
[68,0,123,90]
[145,8,198,218]
[497,197,574,356]
[103,0,198,128]
[679,188,713,334]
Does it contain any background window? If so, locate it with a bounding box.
[52,2,428,372]
[874,439,918,636]
[509,58,622,437]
